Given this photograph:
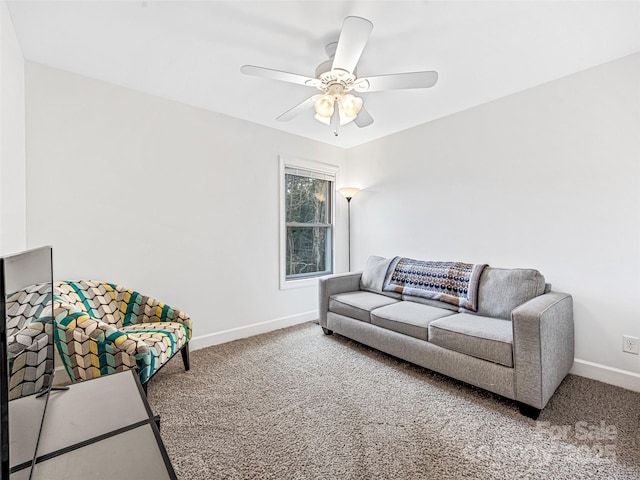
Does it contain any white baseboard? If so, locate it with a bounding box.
[189,310,318,351]
[570,358,640,392]
[54,318,640,395]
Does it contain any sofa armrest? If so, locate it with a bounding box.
[511,292,574,409]
[115,286,192,339]
[318,272,363,328]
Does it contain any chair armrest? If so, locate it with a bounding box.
[53,307,152,382]
[115,287,192,340]
[318,272,363,328]
[511,292,574,409]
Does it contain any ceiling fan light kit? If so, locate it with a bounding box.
[241,16,438,136]
[314,91,363,124]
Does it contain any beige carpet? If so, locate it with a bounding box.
[148,322,640,479]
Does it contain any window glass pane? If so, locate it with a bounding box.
[286,226,331,277]
[285,174,329,224]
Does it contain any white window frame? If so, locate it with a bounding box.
[279,155,338,290]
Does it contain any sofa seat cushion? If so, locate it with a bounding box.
[370,302,455,341]
[121,321,189,370]
[428,314,514,367]
[329,291,399,323]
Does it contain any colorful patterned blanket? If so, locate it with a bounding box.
[382,257,487,312]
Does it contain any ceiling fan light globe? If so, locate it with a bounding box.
[340,94,363,118]
[314,95,335,118]
[338,110,356,125]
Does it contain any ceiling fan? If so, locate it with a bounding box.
[241,16,438,136]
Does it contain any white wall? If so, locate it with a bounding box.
[345,53,640,389]
[22,52,640,390]
[25,62,347,345]
[0,1,26,254]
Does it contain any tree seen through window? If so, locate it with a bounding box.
[285,173,333,278]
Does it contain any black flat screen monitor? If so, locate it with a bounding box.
[0,246,55,479]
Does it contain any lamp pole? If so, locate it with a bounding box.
[345,196,353,271]
[338,187,360,272]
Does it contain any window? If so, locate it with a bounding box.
[280,156,337,288]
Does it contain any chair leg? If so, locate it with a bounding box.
[181,344,190,371]
[142,381,148,396]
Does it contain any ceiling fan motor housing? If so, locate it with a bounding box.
[315,42,358,93]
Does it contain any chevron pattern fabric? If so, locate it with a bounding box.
[116,287,192,338]
[6,283,54,400]
[54,280,192,385]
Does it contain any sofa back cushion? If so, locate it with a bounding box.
[475,267,546,319]
[362,257,546,320]
[360,256,402,299]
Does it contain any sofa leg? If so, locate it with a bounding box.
[518,403,541,420]
[181,344,191,371]
[321,327,333,335]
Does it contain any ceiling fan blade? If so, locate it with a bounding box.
[277,95,322,122]
[354,71,439,92]
[331,16,373,74]
[241,65,321,88]
[354,107,374,128]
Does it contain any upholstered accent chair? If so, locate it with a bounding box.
[6,283,54,400]
[53,280,192,391]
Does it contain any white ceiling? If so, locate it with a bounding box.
[6,0,640,149]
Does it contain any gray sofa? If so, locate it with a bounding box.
[319,256,574,417]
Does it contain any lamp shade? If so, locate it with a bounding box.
[338,187,360,200]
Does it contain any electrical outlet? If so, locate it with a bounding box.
[623,335,639,355]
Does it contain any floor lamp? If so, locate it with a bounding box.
[338,187,360,272]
